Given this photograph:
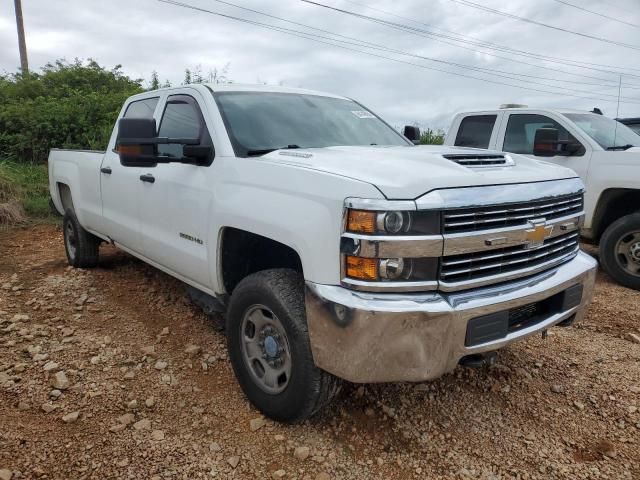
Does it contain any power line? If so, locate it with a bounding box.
[156,0,640,105]
[550,0,640,29]
[301,0,640,88]
[209,0,640,98]
[341,0,640,77]
[446,0,640,52]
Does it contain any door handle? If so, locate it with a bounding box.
[139,174,155,184]
[100,167,112,175]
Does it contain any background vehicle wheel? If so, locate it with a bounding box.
[599,213,640,290]
[63,209,100,268]
[226,269,341,422]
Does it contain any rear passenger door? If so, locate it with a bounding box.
[100,96,160,254]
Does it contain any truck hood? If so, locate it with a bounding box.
[260,145,579,199]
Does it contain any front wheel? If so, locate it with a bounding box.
[226,269,341,422]
[599,213,640,290]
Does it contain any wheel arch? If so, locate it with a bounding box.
[591,188,640,242]
[218,227,303,295]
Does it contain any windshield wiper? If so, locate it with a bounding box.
[246,144,301,156]
[606,144,635,151]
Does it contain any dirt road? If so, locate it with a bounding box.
[1,225,639,479]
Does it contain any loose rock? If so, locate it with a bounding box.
[50,371,70,390]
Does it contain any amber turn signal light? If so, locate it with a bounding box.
[345,256,378,281]
[347,209,376,234]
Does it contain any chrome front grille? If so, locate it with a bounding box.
[443,193,583,234]
[440,231,579,285]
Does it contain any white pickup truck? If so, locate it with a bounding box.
[49,84,596,422]
[445,107,640,290]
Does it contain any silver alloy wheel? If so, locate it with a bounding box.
[240,304,292,394]
[615,231,640,277]
[65,221,77,260]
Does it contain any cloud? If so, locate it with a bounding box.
[1,0,639,128]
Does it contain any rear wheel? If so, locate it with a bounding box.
[226,269,341,422]
[63,209,100,268]
[600,213,640,290]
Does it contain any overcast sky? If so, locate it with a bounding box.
[1,0,640,130]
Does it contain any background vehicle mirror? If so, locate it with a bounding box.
[403,125,421,145]
[116,118,159,166]
[533,128,560,157]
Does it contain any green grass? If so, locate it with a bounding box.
[0,160,56,221]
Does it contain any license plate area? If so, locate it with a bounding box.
[465,284,583,347]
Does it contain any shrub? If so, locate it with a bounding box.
[0,59,143,164]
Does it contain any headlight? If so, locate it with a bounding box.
[346,209,439,235]
[345,255,437,283]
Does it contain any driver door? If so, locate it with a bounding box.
[137,91,216,288]
[499,113,592,181]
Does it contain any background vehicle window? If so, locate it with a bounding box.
[123,97,159,118]
[503,114,580,155]
[454,115,497,148]
[158,98,202,158]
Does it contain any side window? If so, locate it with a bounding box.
[123,97,159,118]
[454,115,497,149]
[157,95,205,158]
[503,114,581,155]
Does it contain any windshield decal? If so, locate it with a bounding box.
[351,110,376,119]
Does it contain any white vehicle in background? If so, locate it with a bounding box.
[445,107,640,290]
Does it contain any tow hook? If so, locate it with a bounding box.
[459,351,497,369]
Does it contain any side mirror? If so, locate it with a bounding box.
[533,128,560,157]
[116,117,209,165]
[116,118,159,166]
[403,125,421,145]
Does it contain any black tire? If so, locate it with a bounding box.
[599,213,640,290]
[62,209,100,268]
[226,269,341,422]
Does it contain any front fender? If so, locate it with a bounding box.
[209,157,382,289]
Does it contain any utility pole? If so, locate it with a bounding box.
[14,0,29,74]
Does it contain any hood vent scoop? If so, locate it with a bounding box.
[442,153,515,167]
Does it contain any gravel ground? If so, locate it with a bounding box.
[0,225,638,480]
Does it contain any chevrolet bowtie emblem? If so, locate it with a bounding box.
[525,219,553,248]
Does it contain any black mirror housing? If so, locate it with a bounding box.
[403,125,421,145]
[533,128,560,157]
[116,118,159,166]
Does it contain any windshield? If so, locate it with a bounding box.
[565,113,639,150]
[213,92,410,156]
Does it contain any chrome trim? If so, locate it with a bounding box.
[415,178,584,210]
[341,232,443,258]
[442,212,582,256]
[439,247,579,292]
[305,251,597,383]
[344,197,417,211]
[341,277,438,292]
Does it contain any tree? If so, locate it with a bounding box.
[183,68,192,85]
[149,70,160,90]
[420,128,445,145]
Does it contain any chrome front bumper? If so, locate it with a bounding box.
[305,251,597,383]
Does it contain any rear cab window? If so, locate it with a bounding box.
[454,115,497,149]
